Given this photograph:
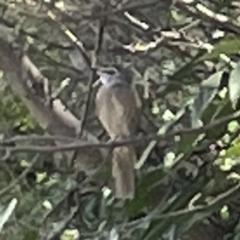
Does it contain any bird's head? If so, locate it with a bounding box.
[97,65,132,87]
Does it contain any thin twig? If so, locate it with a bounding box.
[121,182,240,231]
[78,18,106,136]
[42,185,77,224]
[83,0,163,20]
[176,0,240,35]
[45,206,79,240]
[69,16,106,166]
[0,154,40,197]
[47,10,92,69]
[1,109,240,154]
[0,135,77,144]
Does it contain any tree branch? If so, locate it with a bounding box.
[0,38,104,172]
[1,109,240,154]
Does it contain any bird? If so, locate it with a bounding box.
[95,65,141,199]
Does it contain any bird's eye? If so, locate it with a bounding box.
[104,69,117,75]
[97,66,120,78]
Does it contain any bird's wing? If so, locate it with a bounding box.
[96,84,139,138]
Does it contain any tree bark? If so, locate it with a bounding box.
[0,38,104,173]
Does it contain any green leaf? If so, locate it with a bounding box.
[202,99,233,140]
[142,178,206,240]
[0,198,18,232]
[21,230,38,240]
[126,168,165,217]
[200,37,240,61]
[177,210,212,237]
[191,71,224,127]
[225,141,240,158]
[228,61,240,108]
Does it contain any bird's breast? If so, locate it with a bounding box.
[96,84,139,138]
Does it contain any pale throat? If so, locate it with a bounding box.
[99,73,124,88]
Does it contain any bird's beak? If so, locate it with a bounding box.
[93,79,101,88]
[92,69,103,88]
[94,69,105,87]
[96,69,102,77]
[96,69,106,81]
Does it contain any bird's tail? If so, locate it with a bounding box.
[112,145,136,199]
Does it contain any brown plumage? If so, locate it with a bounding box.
[95,69,141,199]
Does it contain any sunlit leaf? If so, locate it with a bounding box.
[228,61,240,108]
[224,141,240,158]
[0,198,18,232]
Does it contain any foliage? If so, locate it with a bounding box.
[0,0,240,240]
